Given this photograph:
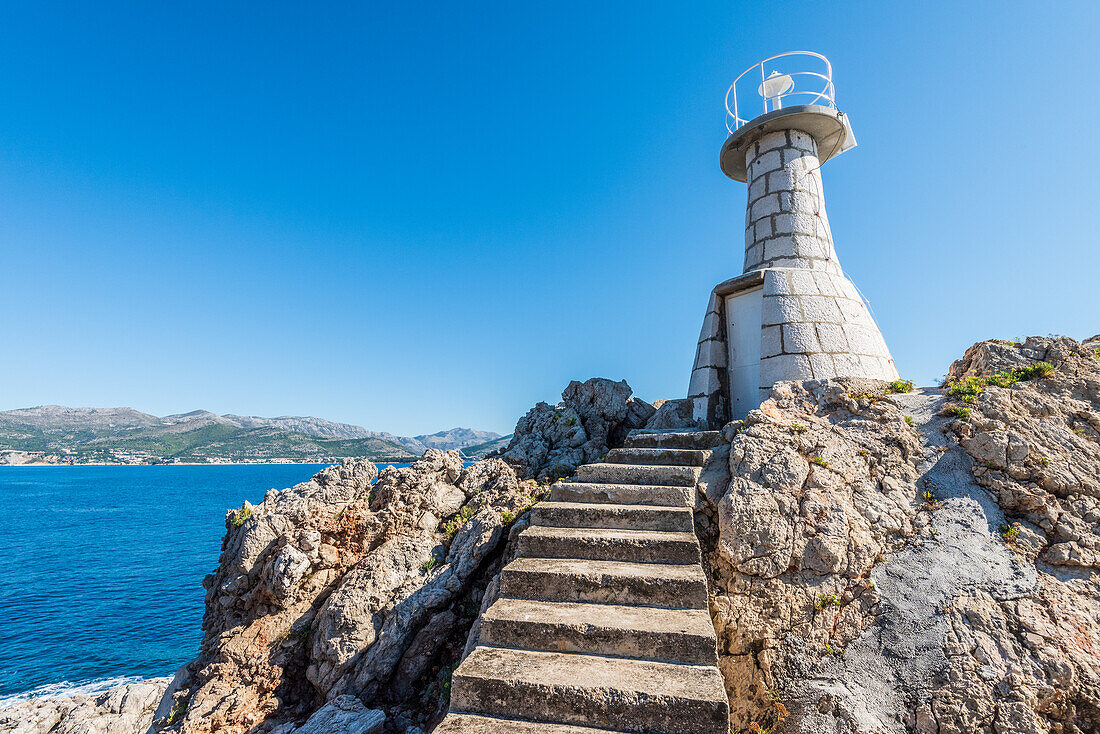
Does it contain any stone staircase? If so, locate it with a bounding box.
[435,430,730,734]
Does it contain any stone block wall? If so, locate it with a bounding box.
[688,290,730,429]
[688,269,899,428]
[743,129,840,274]
[759,268,898,385]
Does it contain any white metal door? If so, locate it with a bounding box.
[725,287,763,420]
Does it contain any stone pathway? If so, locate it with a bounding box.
[435,430,730,734]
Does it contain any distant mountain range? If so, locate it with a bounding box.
[0,405,502,465]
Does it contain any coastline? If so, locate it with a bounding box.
[0,458,417,468]
[0,676,170,734]
[0,675,169,709]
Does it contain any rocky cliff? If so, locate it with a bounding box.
[139,379,653,734]
[9,336,1100,734]
[696,334,1100,734]
[147,453,539,734]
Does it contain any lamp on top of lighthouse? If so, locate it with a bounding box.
[758,69,794,112]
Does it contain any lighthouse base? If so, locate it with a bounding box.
[688,268,899,428]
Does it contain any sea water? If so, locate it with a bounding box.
[0,463,408,703]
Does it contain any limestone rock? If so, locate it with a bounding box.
[152,454,542,734]
[287,696,383,734]
[0,679,169,734]
[699,334,1100,734]
[499,378,653,480]
[645,398,701,431]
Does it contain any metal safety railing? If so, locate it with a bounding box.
[725,51,836,134]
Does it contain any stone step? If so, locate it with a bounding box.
[434,713,636,734]
[625,430,724,450]
[499,557,708,608]
[516,525,700,564]
[449,646,729,734]
[550,482,694,508]
[604,447,710,467]
[478,597,719,665]
[531,501,693,533]
[572,462,700,487]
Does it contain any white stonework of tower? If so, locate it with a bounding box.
[688,53,899,428]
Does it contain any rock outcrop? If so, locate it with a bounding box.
[697,334,1100,734]
[0,679,169,734]
[151,453,543,734]
[498,378,655,480]
[16,336,1100,734]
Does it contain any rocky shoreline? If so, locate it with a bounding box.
[0,679,169,734]
[5,337,1100,734]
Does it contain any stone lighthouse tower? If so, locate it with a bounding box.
[689,52,898,427]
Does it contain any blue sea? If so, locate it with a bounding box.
[0,463,409,704]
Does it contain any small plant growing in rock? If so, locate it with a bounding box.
[422,664,454,705]
[904,415,914,426]
[766,690,789,721]
[229,506,251,528]
[422,556,439,573]
[949,405,971,419]
[1037,456,1050,467]
[814,591,841,609]
[811,455,829,468]
[791,423,807,433]
[564,417,577,426]
[749,723,770,734]
[857,448,870,457]
[1018,361,1054,380]
[823,642,842,656]
[950,363,1054,401]
[887,379,914,394]
[443,505,475,538]
[1000,523,1020,543]
[947,376,985,402]
[921,489,938,506]
[166,697,189,725]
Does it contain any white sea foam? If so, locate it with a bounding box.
[0,675,154,708]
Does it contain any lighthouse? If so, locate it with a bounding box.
[689,52,899,427]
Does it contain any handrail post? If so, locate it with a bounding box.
[760,62,767,115]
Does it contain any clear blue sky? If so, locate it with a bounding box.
[1,2,1097,436]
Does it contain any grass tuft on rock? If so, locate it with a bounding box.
[887,379,914,394]
[229,506,252,528]
[947,362,1054,403]
[443,505,475,539]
